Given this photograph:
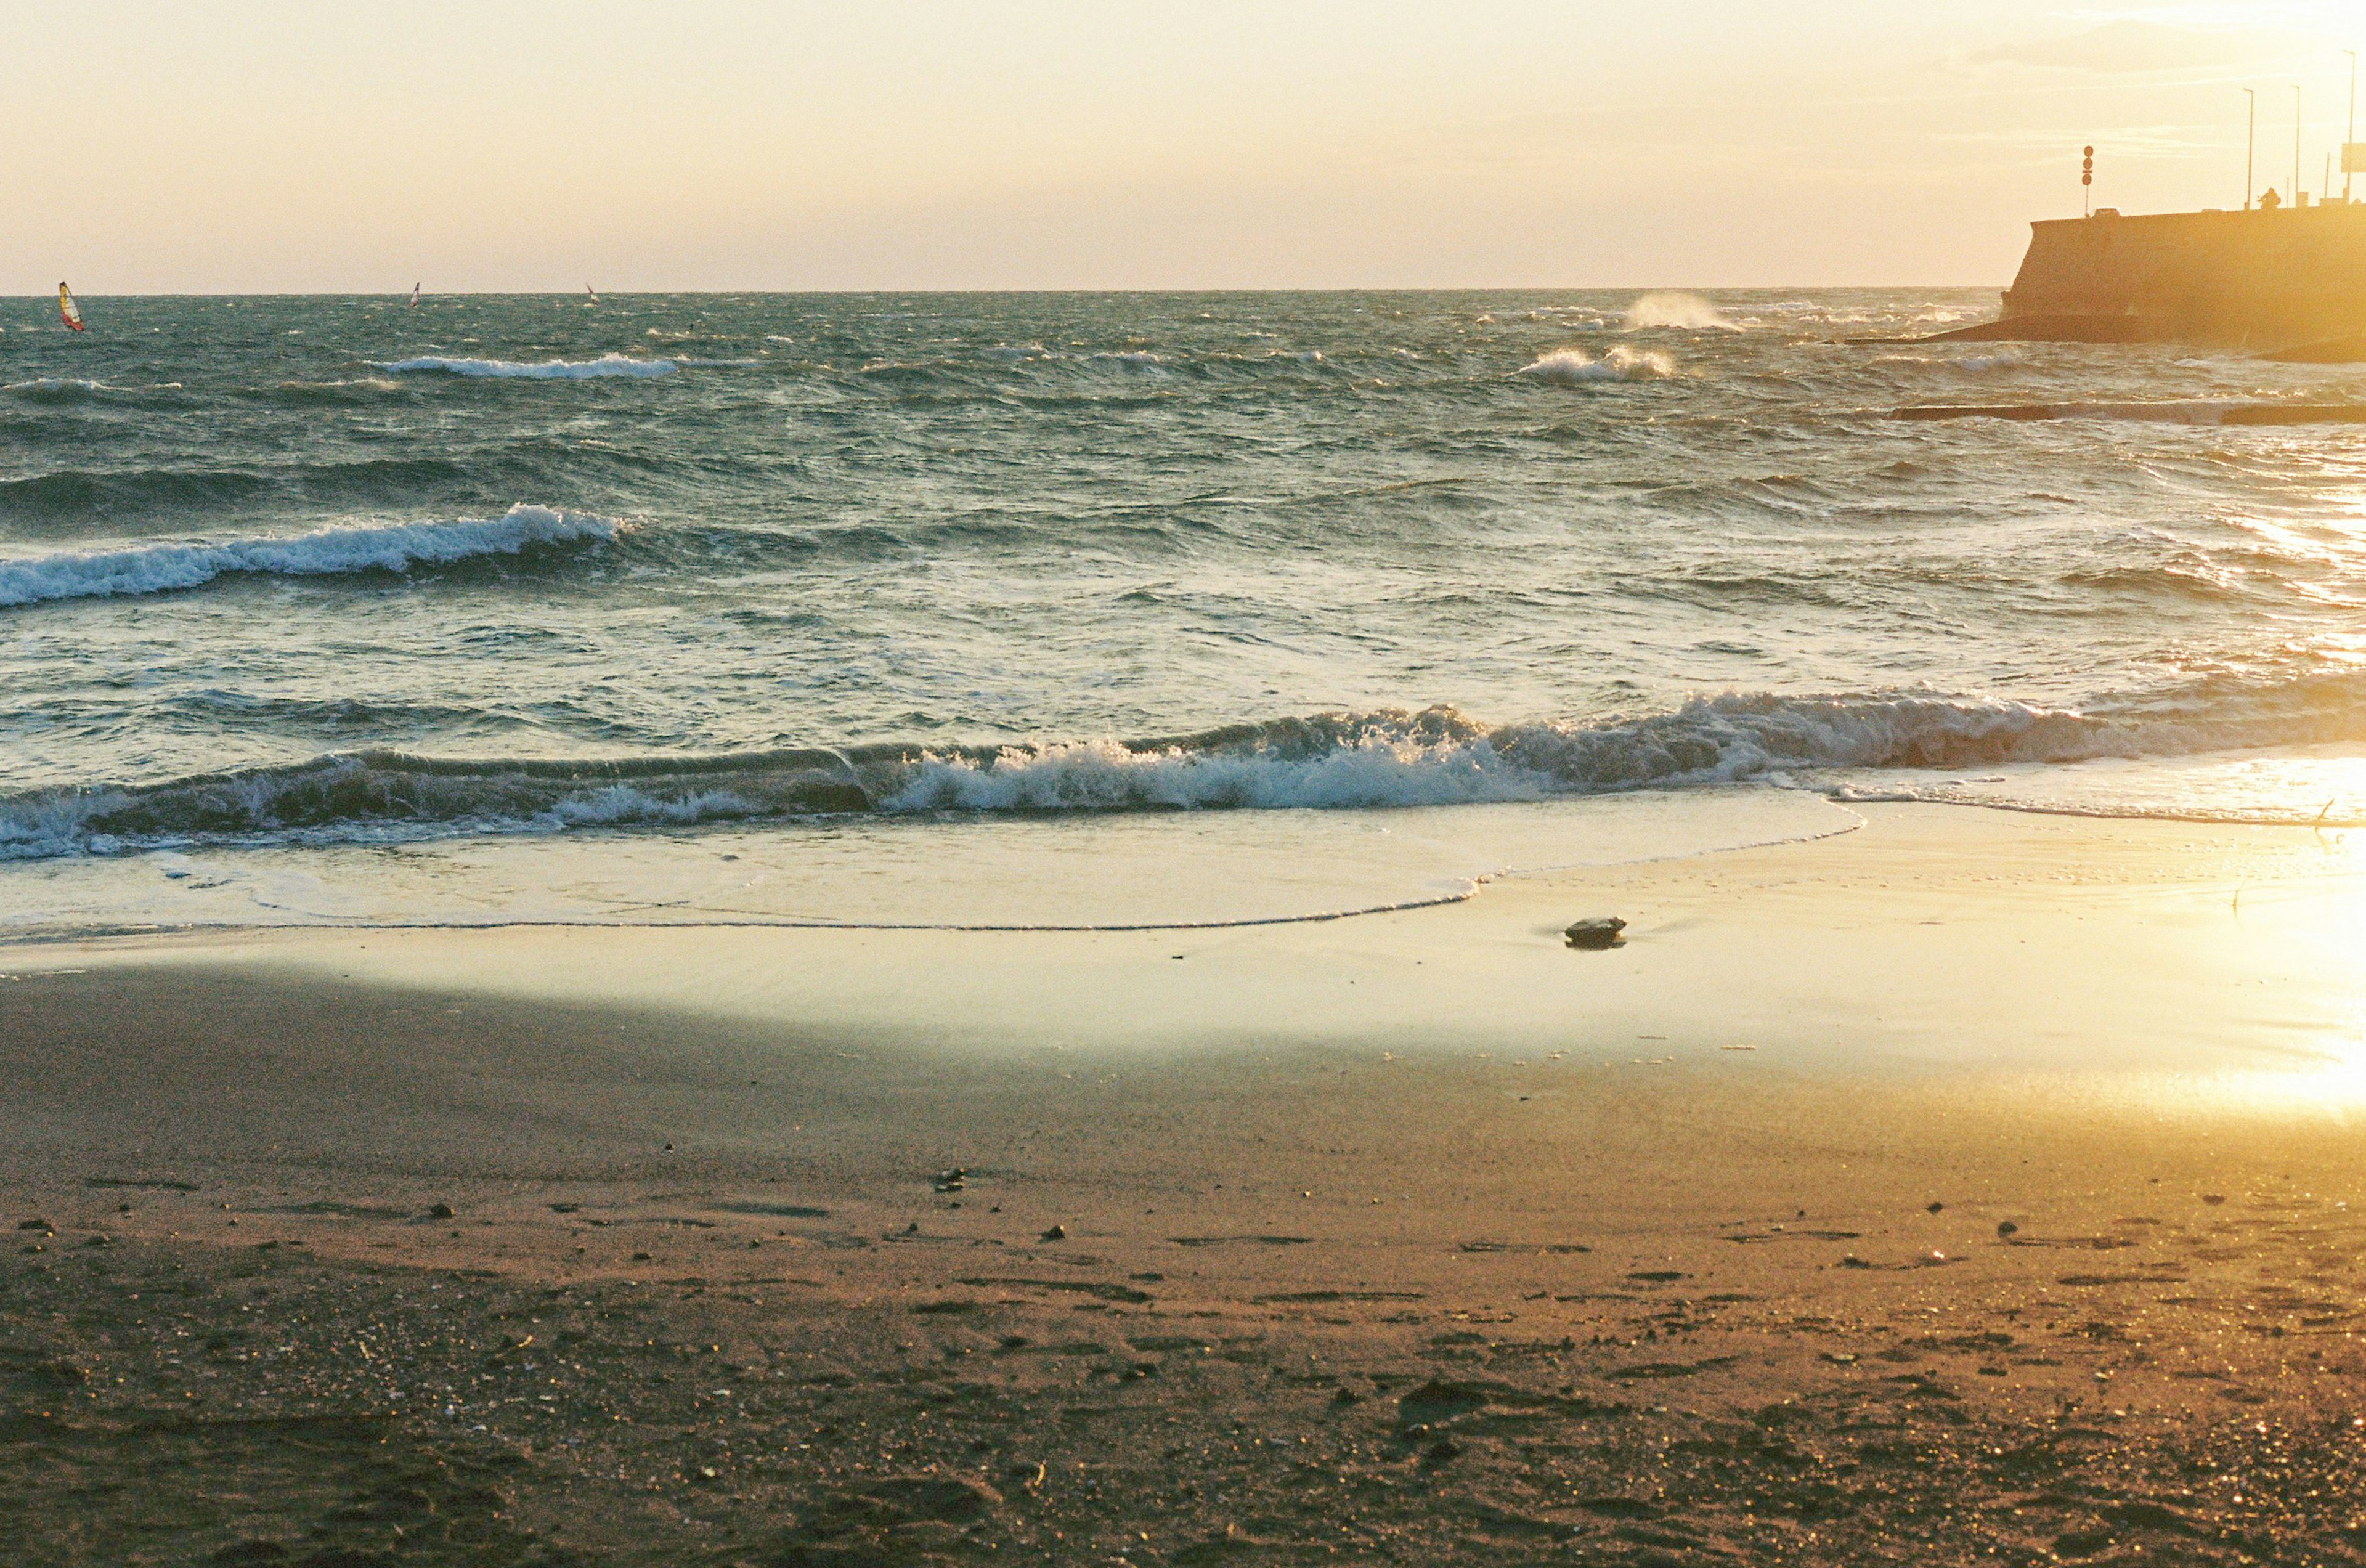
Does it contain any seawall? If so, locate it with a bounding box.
[1932,203,2366,351]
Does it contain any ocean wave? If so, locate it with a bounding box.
[3,377,179,402]
[0,505,617,607]
[378,354,678,379]
[0,467,276,522]
[1519,346,1675,384]
[0,455,490,526]
[239,377,407,406]
[11,682,2366,859]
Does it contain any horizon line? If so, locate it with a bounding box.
[22,283,2011,299]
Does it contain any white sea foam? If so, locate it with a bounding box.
[0,505,617,607]
[543,786,756,827]
[378,354,678,379]
[883,734,1555,814]
[1623,291,1739,331]
[1519,346,1676,385]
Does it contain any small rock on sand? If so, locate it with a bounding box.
[1564,917,1627,950]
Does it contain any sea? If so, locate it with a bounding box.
[6,288,2366,940]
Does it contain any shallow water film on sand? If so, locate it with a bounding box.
[7,288,2366,919]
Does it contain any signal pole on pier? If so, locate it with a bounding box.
[2346,50,2357,203]
[2245,89,2256,208]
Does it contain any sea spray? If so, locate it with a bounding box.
[1623,291,1738,331]
[1519,346,1677,384]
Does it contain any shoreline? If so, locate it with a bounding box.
[9,802,2366,1564]
[16,800,2359,1081]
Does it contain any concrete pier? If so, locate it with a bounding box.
[1931,203,2366,354]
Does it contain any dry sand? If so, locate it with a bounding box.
[7,804,2366,1566]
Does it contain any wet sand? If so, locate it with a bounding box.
[7,804,2366,1566]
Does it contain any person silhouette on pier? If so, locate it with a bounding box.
[2259,187,2283,211]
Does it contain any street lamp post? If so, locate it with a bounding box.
[2295,84,2304,204]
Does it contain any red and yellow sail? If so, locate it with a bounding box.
[58,283,85,333]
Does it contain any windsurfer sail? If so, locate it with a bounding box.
[58,283,85,333]
[409,282,420,308]
[586,283,598,303]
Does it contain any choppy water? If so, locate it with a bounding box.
[7,288,2366,933]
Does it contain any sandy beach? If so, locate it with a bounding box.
[7,803,2366,1565]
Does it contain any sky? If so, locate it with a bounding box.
[3,1,2361,293]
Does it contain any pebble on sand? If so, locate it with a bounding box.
[1564,917,1627,950]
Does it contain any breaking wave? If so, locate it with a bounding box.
[1519,346,1676,384]
[9,682,2366,859]
[0,505,617,607]
[378,354,678,379]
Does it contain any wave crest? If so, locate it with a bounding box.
[0,505,617,607]
[378,354,677,379]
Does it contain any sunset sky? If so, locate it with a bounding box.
[6,1,2360,293]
